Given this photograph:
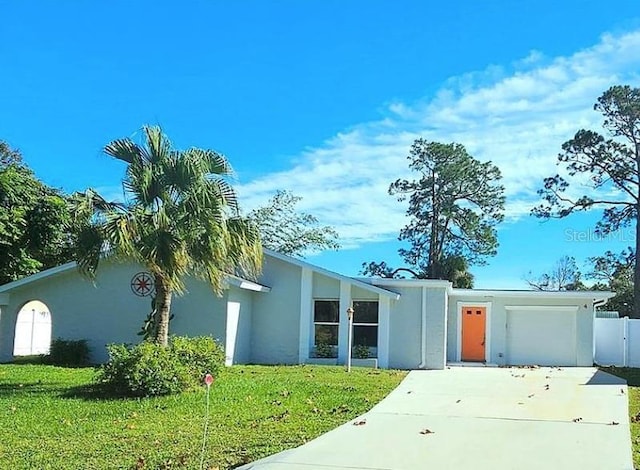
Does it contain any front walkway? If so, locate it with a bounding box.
[239,367,633,469]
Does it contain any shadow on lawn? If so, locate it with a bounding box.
[60,383,143,401]
[0,381,129,400]
[0,381,69,396]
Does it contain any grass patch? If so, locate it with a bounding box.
[0,364,405,469]
[600,367,640,468]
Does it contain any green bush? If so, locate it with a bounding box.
[353,344,370,359]
[46,339,90,366]
[315,342,336,358]
[170,335,225,378]
[97,336,224,397]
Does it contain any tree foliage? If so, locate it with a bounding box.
[0,141,22,166]
[71,126,262,345]
[373,139,504,284]
[588,249,634,317]
[525,256,585,291]
[0,142,77,284]
[248,190,340,256]
[532,85,640,317]
[360,254,474,288]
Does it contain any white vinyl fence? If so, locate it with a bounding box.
[594,317,640,367]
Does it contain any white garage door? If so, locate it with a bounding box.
[506,307,577,366]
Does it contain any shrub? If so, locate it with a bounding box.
[46,339,90,366]
[97,336,224,397]
[315,342,336,358]
[170,335,225,379]
[353,344,370,359]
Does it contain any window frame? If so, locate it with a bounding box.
[312,299,340,356]
[351,300,379,356]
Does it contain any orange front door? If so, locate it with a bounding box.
[461,306,486,362]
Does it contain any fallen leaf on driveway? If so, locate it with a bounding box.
[610,421,619,425]
[353,419,367,426]
[456,399,461,403]
[419,429,434,435]
[573,417,583,423]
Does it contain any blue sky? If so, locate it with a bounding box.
[1,1,639,288]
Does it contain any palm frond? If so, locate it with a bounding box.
[141,126,172,165]
[183,148,234,177]
[74,224,105,278]
[72,125,264,342]
[104,138,142,164]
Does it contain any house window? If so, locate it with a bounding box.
[353,300,378,356]
[314,300,339,357]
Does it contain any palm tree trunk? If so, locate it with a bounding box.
[153,275,172,346]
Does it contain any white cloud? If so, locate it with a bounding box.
[237,30,640,249]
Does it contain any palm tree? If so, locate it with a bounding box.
[71,126,262,346]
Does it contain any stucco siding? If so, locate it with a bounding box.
[312,273,340,299]
[576,303,595,366]
[250,255,301,364]
[225,286,253,365]
[0,261,151,363]
[170,276,228,343]
[424,287,448,369]
[0,261,238,364]
[351,286,379,301]
[447,294,596,366]
[388,287,422,369]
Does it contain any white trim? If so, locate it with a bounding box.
[312,299,341,351]
[418,287,428,368]
[298,267,313,363]
[0,260,272,294]
[378,297,390,368]
[264,249,400,300]
[351,299,380,359]
[504,305,579,312]
[224,300,240,366]
[0,262,77,293]
[624,317,630,367]
[226,275,271,292]
[366,278,452,289]
[452,288,614,301]
[456,301,492,363]
[338,283,351,362]
[443,291,448,367]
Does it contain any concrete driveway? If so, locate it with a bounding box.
[239,367,633,470]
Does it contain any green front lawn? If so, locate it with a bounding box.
[0,364,405,469]
[600,367,640,469]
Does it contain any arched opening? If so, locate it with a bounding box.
[13,300,52,356]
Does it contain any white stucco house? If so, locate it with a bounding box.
[0,249,614,369]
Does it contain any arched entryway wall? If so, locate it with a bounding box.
[13,300,52,356]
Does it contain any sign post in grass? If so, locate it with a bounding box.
[199,373,214,470]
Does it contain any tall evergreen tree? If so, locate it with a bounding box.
[533,85,640,317]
